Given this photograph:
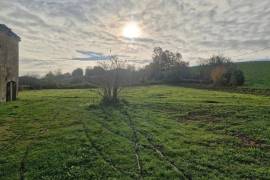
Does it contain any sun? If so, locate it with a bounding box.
[122,22,141,39]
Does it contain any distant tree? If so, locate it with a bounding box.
[225,69,245,86]
[72,68,83,78]
[19,76,42,90]
[207,55,232,66]
[71,68,84,84]
[85,67,93,81]
[200,55,232,82]
[211,66,226,85]
[232,69,245,86]
[85,66,104,78]
[147,47,189,82]
[200,55,245,86]
[42,71,58,88]
[85,67,93,78]
[19,61,146,90]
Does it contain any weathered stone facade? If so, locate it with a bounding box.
[0,24,20,102]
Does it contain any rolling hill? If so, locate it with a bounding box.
[237,61,270,89]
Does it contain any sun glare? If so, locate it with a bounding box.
[122,22,141,39]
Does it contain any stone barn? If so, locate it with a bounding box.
[0,24,21,102]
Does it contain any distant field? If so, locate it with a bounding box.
[237,61,270,89]
[0,86,270,179]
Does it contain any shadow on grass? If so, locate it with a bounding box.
[88,98,129,111]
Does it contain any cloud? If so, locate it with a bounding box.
[73,50,132,61]
[0,0,269,75]
[74,50,110,60]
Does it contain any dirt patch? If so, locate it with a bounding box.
[177,111,221,123]
[231,132,269,148]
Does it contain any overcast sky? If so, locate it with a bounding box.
[0,0,269,75]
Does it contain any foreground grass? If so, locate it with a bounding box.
[0,86,270,179]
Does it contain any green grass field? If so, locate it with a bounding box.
[237,61,270,89]
[1,86,270,179]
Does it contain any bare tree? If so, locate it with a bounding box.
[92,56,126,104]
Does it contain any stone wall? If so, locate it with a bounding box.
[0,31,19,102]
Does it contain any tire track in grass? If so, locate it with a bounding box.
[120,106,191,180]
[19,143,32,180]
[138,129,191,180]
[139,108,235,177]
[100,105,188,179]
[1,101,55,153]
[80,118,134,178]
[97,107,131,141]
[18,110,60,180]
[1,135,22,152]
[119,108,143,179]
[18,127,49,180]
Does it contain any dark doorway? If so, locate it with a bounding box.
[12,82,17,100]
[6,82,11,101]
[6,81,17,101]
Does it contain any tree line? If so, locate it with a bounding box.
[20,47,245,91]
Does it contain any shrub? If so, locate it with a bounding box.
[200,55,245,87]
[211,66,226,85]
[230,69,245,86]
[218,69,245,86]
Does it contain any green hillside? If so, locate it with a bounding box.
[237,61,270,89]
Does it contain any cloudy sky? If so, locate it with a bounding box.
[0,0,269,75]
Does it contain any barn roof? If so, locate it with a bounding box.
[0,24,21,41]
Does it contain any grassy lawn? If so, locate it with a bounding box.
[0,85,270,179]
